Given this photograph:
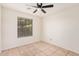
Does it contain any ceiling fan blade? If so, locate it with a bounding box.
[41,9,46,13]
[37,3,40,7]
[37,3,42,8]
[42,4,54,8]
[40,3,42,6]
[33,9,37,13]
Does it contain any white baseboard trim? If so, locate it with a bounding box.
[2,40,40,51]
[42,40,79,54]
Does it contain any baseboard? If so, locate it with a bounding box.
[2,40,40,51]
[42,40,79,54]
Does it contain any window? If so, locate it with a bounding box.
[17,17,33,38]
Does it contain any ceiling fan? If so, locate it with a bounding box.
[32,3,54,13]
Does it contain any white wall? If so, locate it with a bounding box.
[2,4,79,54]
[2,7,41,50]
[0,5,2,52]
[43,6,79,53]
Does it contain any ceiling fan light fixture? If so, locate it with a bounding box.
[32,3,54,14]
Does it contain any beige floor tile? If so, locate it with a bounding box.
[67,51,79,56]
[50,48,68,56]
[0,41,78,56]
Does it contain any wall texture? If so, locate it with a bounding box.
[2,7,41,50]
[43,6,79,53]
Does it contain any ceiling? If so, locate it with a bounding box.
[1,3,79,17]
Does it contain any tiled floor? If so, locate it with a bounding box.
[0,41,79,56]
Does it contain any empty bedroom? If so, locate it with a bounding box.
[0,3,79,56]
